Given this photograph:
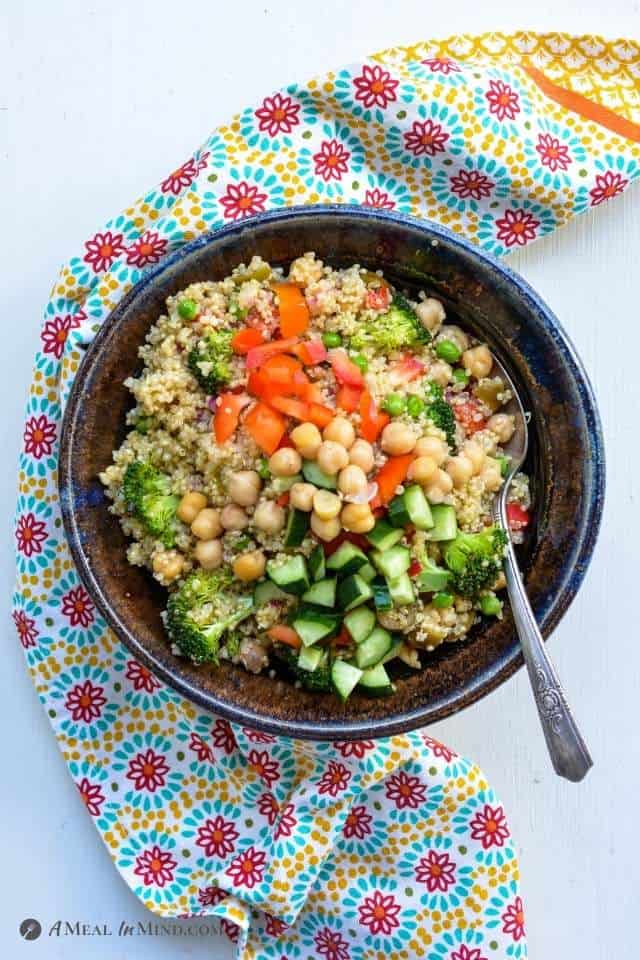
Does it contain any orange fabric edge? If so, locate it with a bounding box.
[522,62,640,144]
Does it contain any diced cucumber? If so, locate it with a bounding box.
[371,577,392,611]
[382,637,403,663]
[371,545,410,580]
[344,606,376,644]
[284,508,310,547]
[308,544,326,583]
[326,542,369,575]
[388,484,434,531]
[266,555,310,595]
[253,580,286,606]
[292,609,341,647]
[359,563,376,583]
[331,660,363,701]
[302,461,337,490]
[415,557,450,593]
[297,645,326,672]
[366,520,404,552]
[386,572,415,606]
[355,626,393,669]
[271,474,302,494]
[425,504,458,541]
[359,662,394,696]
[337,574,373,611]
[302,577,337,608]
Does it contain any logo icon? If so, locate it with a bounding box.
[20,919,42,941]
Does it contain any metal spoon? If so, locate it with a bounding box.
[488,354,593,782]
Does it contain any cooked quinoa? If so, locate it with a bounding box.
[101,253,530,699]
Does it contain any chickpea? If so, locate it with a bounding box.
[233,550,266,582]
[317,440,349,475]
[462,344,493,380]
[290,422,322,459]
[381,421,417,456]
[481,458,503,493]
[348,438,374,473]
[429,359,452,388]
[323,416,355,450]
[424,468,454,504]
[408,455,438,484]
[338,464,368,497]
[438,324,469,353]
[462,439,486,474]
[191,507,223,540]
[311,512,341,542]
[152,550,184,582]
[289,482,316,512]
[341,502,375,534]
[414,435,448,465]
[268,447,302,477]
[194,538,223,570]
[446,455,474,488]
[220,503,249,531]
[228,470,261,507]
[177,491,208,524]
[416,297,446,333]
[313,489,342,520]
[253,499,286,533]
[486,413,516,444]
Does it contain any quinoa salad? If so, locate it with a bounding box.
[100,253,531,701]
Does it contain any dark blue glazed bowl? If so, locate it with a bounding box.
[59,206,605,740]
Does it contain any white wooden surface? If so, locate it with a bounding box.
[2,2,639,957]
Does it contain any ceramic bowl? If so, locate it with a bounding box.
[59,206,605,739]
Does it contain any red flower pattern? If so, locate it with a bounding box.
[248,749,280,787]
[255,93,300,136]
[495,208,540,247]
[212,718,237,754]
[385,770,427,810]
[590,170,628,206]
[313,139,350,182]
[219,181,268,221]
[64,679,107,724]
[469,803,510,849]
[403,119,449,157]
[197,884,226,907]
[161,153,209,195]
[353,64,399,109]
[257,792,280,826]
[126,748,170,792]
[314,925,351,960]
[61,585,95,628]
[40,313,81,359]
[421,57,461,74]
[243,728,276,743]
[415,849,457,892]
[450,168,494,200]
[23,415,56,459]
[225,845,266,889]
[126,230,168,267]
[451,947,487,960]
[274,802,297,839]
[536,133,571,172]
[363,188,395,210]
[422,735,457,762]
[134,845,177,887]
[125,659,160,694]
[189,733,214,763]
[333,740,375,759]
[342,804,372,840]
[83,230,126,273]
[12,609,38,649]
[501,895,526,941]
[196,815,239,858]
[265,914,289,937]
[358,889,401,936]
[77,777,105,817]
[16,512,48,557]
[318,761,351,797]
[485,79,520,121]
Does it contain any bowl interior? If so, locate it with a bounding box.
[59,207,604,739]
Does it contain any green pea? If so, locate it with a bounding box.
[432,592,454,609]
[257,458,271,480]
[383,393,406,416]
[480,593,502,617]
[352,354,368,373]
[178,298,198,320]
[322,331,342,348]
[452,367,469,385]
[407,395,425,418]
[435,339,462,364]
[497,455,511,477]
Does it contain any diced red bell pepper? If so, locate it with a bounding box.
[293,339,327,365]
[359,390,389,443]
[322,531,370,556]
[333,626,352,647]
[329,348,364,388]
[409,559,422,577]
[336,384,362,413]
[276,491,290,507]
[231,327,265,354]
[301,380,325,404]
[213,392,251,444]
[392,354,425,383]
[366,286,391,310]
[273,283,310,337]
[245,337,300,370]
[267,624,301,649]
[506,503,530,530]
[244,402,286,454]
[262,354,303,382]
[371,454,414,507]
[269,395,310,421]
[454,400,487,436]
[307,402,334,428]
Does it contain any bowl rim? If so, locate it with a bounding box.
[59,204,606,739]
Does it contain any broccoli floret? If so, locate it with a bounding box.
[422,383,456,446]
[187,329,234,393]
[166,568,254,665]
[350,293,431,354]
[443,526,508,598]
[123,461,179,547]
[273,645,333,692]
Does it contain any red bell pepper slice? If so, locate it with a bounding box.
[213,392,251,444]
[231,327,265,354]
[336,384,362,413]
[359,390,389,443]
[293,339,327,365]
[273,283,310,337]
[371,454,414,507]
[245,337,300,370]
[267,624,301,649]
[328,348,364,388]
[244,402,286,454]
